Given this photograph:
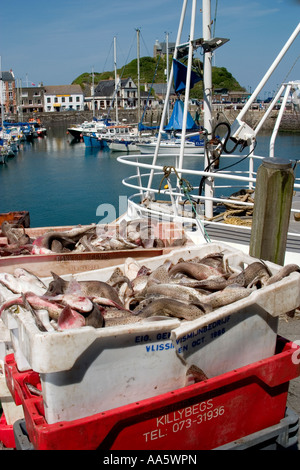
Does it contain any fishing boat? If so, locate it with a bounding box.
[36,127,47,137]
[67,118,114,141]
[117,0,300,267]
[101,125,140,151]
[106,137,140,152]
[136,136,204,154]
[136,99,205,154]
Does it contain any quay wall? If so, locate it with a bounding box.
[14,107,300,132]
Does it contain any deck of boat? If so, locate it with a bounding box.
[204,191,300,256]
[205,223,300,254]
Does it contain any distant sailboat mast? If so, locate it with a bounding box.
[114,36,119,124]
[92,66,95,119]
[0,57,4,135]
[136,28,141,130]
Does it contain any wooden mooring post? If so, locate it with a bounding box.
[249,158,294,266]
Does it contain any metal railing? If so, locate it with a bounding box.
[117,151,300,240]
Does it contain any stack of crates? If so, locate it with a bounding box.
[1,243,300,449]
[2,336,300,450]
[0,321,24,449]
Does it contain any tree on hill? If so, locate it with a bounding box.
[72,56,245,99]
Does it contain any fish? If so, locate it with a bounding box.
[265,264,300,285]
[45,273,124,308]
[1,221,31,246]
[147,260,173,284]
[182,261,270,291]
[25,383,43,397]
[0,292,78,321]
[42,293,94,313]
[13,267,47,289]
[32,225,97,252]
[108,236,139,250]
[0,243,33,256]
[85,303,105,328]
[0,282,20,303]
[102,307,142,327]
[198,252,225,269]
[124,258,143,281]
[21,293,49,332]
[168,261,226,281]
[186,365,208,383]
[57,305,86,330]
[133,297,211,320]
[145,283,209,305]
[203,284,255,309]
[0,272,46,296]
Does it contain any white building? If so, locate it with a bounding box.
[0,70,17,114]
[44,85,84,112]
[86,77,153,111]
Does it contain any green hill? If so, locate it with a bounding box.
[72,56,245,99]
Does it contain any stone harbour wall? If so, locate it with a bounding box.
[14,107,300,132]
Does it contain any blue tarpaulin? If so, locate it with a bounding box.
[173,58,202,94]
[138,123,160,131]
[164,99,198,131]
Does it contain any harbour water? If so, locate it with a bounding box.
[1,123,299,228]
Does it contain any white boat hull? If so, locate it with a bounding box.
[137,141,204,155]
[107,140,140,152]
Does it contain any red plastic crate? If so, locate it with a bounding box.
[0,412,16,449]
[4,336,300,450]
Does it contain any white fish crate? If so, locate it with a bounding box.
[2,242,300,425]
[0,318,13,363]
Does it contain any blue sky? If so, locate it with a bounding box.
[1,0,299,99]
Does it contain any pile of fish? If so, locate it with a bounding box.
[0,219,188,257]
[0,252,299,332]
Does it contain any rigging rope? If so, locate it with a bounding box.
[158,166,211,242]
[106,33,136,120]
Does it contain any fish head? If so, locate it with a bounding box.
[57,305,85,330]
[45,272,69,296]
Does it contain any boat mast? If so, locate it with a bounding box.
[92,66,95,119]
[146,0,188,192]
[136,28,141,129]
[202,0,214,218]
[165,31,170,121]
[0,56,3,134]
[178,0,197,174]
[114,36,119,124]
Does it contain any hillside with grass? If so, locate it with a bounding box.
[72,56,245,99]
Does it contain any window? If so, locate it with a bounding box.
[54,97,58,103]
[47,97,51,103]
[69,96,73,102]
[62,97,65,103]
[76,96,80,102]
